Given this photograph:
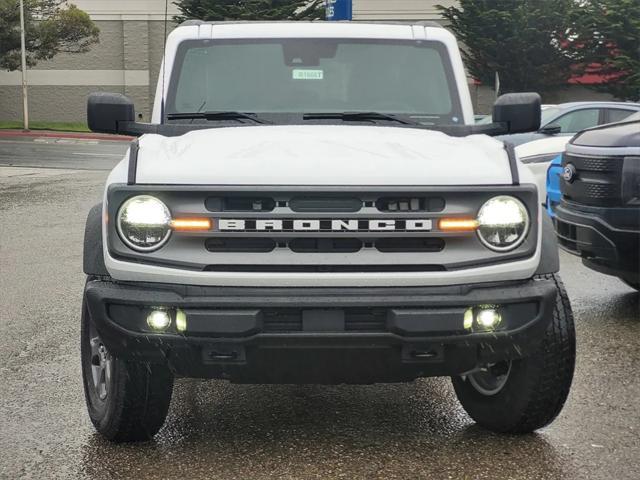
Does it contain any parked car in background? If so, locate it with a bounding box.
[546,155,563,217]
[555,119,640,290]
[498,101,640,146]
[546,110,640,218]
[516,136,571,201]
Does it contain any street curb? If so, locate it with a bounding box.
[0,129,134,142]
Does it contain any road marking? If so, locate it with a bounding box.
[72,152,122,157]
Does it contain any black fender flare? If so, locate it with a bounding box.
[535,213,560,275]
[83,203,108,276]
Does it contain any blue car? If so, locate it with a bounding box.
[546,154,563,217]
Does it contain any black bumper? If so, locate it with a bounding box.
[555,201,640,282]
[84,278,557,384]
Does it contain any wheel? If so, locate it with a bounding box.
[621,278,640,291]
[81,294,174,442]
[452,274,575,433]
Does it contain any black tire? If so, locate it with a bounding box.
[452,274,575,433]
[81,294,174,442]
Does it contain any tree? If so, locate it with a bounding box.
[438,0,577,94]
[566,0,640,101]
[0,0,99,71]
[173,0,325,22]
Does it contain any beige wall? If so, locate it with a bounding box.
[354,0,457,20]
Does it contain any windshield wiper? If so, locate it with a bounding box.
[166,111,270,124]
[303,111,422,126]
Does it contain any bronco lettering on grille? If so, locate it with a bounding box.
[218,219,433,232]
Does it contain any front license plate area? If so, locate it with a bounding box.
[302,310,346,332]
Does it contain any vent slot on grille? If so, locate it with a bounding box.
[375,238,445,253]
[289,238,363,253]
[261,308,387,333]
[376,196,445,212]
[206,196,275,212]
[289,197,362,212]
[205,238,276,253]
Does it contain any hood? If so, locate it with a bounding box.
[134,125,514,186]
[515,136,571,159]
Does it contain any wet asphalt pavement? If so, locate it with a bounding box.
[0,138,639,479]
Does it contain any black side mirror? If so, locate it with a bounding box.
[493,93,541,134]
[539,123,562,135]
[87,92,135,134]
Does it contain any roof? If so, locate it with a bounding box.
[554,101,640,110]
[179,20,443,28]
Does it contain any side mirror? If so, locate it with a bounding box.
[492,93,541,134]
[539,123,562,135]
[87,92,135,134]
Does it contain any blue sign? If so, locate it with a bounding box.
[326,0,352,21]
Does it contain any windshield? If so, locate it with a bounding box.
[166,38,463,125]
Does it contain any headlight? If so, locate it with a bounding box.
[477,196,530,252]
[117,195,172,251]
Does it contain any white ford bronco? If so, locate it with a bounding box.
[82,21,575,442]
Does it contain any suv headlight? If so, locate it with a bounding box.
[117,195,172,251]
[477,196,530,252]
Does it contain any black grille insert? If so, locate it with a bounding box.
[289,197,362,212]
[205,238,276,253]
[261,308,387,333]
[206,196,276,212]
[376,196,445,212]
[289,238,363,253]
[561,154,624,206]
[375,238,445,253]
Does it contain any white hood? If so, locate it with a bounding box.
[134,125,516,186]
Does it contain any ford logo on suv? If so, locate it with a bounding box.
[563,164,577,183]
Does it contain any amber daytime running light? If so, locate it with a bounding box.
[171,218,213,231]
[438,218,480,232]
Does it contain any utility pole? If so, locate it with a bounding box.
[19,0,29,131]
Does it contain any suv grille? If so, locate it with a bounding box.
[107,186,538,273]
[561,153,624,206]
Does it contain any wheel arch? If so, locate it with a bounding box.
[84,203,108,276]
[535,213,560,275]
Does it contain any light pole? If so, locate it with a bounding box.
[19,0,29,131]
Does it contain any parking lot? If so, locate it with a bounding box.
[0,137,639,479]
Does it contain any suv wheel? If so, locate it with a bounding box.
[452,274,575,433]
[81,294,174,442]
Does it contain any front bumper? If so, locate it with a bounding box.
[85,277,557,384]
[555,201,640,282]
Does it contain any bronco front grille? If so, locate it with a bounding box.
[107,185,538,273]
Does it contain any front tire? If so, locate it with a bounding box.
[81,294,174,442]
[452,274,575,433]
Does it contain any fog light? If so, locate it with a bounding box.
[176,309,187,333]
[147,310,171,331]
[464,308,474,330]
[476,307,502,330]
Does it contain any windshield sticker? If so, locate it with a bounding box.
[292,69,324,80]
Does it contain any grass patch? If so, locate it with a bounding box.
[0,121,90,133]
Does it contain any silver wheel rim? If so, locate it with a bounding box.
[467,361,512,396]
[89,323,112,401]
